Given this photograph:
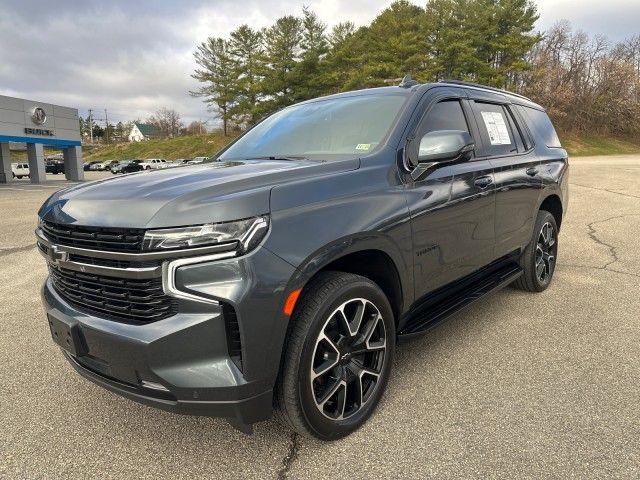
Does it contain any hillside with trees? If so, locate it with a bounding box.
[191,0,640,142]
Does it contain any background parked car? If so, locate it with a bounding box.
[89,161,107,171]
[110,160,134,174]
[45,159,65,174]
[84,161,98,171]
[186,156,209,164]
[140,158,168,170]
[107,160,120,173]
[115,159,145,174]
[11,163,30,179]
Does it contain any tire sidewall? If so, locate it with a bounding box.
[528,211,558,290]
[295,278,395,440]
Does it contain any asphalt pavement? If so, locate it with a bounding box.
[1,158,639,479]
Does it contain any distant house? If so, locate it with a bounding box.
[128,123,159,142]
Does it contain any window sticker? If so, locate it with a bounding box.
[480,111,511,145]
[355,143,371,151]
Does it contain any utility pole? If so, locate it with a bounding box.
[104,108,109,144]
[88,109,93,144]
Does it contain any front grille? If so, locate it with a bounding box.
[49,264,177,323]
[68,253,158,269]
[42,221,145,252]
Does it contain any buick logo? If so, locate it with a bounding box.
[31,107,47,125]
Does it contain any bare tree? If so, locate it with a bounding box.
[185,120,207,135]
[521,21,640,137]
[147,107,184,138]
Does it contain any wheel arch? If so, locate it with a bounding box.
[539,194,563,230]
[286,237,410,331]
[315,250,403,328]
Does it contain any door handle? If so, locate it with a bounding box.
[474,176,493,189]
[526,167,539,176]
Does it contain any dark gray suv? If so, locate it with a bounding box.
[37,80,568,440]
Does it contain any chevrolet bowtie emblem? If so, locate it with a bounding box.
[48,245,68,264]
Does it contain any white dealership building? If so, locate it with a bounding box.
[0,95,83,183]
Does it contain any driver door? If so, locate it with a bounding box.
[404,95,496,300]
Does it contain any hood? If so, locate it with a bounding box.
[39,159,359,228]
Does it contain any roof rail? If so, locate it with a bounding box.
[437,79,530,101]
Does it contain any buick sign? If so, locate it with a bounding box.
[31,106,47,125]
[25,127,55,136]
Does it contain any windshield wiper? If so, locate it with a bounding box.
[244,155,309,161]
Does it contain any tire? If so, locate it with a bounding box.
[514,210,558,292]
[17,176,22,179]
[275,271,395,440]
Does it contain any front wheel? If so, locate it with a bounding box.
[514,210,559,292]
[275,271,395,440]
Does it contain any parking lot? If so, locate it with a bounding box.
[1,156,639,479]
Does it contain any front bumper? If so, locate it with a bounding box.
[40,245,296,425]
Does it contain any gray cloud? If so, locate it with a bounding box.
[1,0,638,126]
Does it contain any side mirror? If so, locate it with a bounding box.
[418,130,475,163]
[411,130,475,181]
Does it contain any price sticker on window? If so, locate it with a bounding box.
[481,111,511,145]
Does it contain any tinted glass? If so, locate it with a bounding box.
[521,106,562,148]
[504,106,526,152]
[420,100,470,134]
[219,94,408,161]
[472,102,517,156]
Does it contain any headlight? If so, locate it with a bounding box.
[142,215,269,253]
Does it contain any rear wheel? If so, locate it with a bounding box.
[514,210,558,292]
[275,271,395,440]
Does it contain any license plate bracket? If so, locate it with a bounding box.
[47,312,87,357]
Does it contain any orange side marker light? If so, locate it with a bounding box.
[283,288,302,316]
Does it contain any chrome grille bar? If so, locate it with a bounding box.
[36,228,237,262]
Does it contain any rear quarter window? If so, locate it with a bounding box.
[520,106,562,148]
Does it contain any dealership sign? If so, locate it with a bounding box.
[31,106,47,125]
[0,94,80,146]
[25,127,55,136]
[24,106,54,135]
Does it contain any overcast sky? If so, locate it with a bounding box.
[1,0,638,126]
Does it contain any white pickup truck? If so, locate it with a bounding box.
[11,163,30,179]
[140,158,169,170]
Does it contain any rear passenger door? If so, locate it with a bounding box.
[468,98,542,259]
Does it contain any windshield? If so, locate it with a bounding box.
[219,93,408,161]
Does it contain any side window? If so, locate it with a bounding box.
[420,99,470,135]
[408,99,471,166]
[504,106,526,152]
[520,106,562,148]
[472,102,520,156]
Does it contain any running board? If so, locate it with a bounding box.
[398,262,523,338]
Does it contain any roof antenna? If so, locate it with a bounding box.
[399,74,418,88]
